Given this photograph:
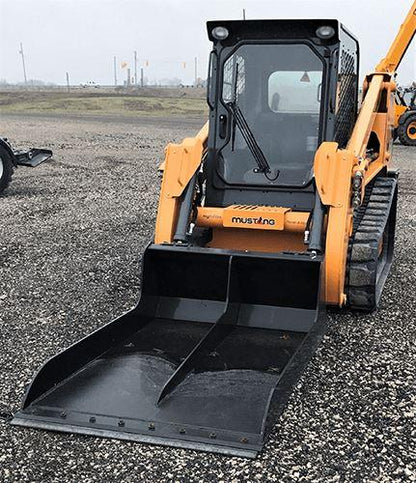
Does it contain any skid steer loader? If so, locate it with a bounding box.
[0,137,52,195]
[12,2,416,457]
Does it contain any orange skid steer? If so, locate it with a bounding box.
[12,2,416,457]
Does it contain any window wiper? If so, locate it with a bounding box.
[228,101,279,180]
[228,61,279,181]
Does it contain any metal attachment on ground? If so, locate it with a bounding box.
[0,137,53,195]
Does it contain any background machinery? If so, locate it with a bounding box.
[0,137,52,195]
[394,85,416,145]
[12,1,416,457]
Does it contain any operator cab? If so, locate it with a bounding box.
[204,20,359,211]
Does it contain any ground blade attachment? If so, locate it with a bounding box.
[14,148,53,167]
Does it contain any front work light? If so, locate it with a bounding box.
[212,26,229,40]
[316,26,336,40]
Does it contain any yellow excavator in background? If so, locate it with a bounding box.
[12,1,416,458]
[394,85,416,144]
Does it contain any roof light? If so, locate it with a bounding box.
[316,26,335,40]
[212,26,229,40]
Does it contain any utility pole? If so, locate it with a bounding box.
[66,72,70,92]
[19,42,28,87]
[113,56,117,87]
[141,67,144,87]
[127,68,131,87]
[243,8,246,20]
[134,50,138,86]
[194,56,198,87]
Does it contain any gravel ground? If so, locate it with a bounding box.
[0,114,415,482]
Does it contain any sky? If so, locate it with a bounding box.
[0,0,415,86]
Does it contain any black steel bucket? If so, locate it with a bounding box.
[12,244,325,457]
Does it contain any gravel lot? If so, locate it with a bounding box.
[1,114,415,482]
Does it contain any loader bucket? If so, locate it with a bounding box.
[12,244,325,457]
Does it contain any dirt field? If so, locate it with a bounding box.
[1,113,415,482]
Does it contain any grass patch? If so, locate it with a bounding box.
[0,91,208,117]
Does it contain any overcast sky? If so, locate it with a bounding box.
[0,0,415,86]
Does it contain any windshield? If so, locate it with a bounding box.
[218,43,324,187]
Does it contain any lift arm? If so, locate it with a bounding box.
[315,0,416,306]
[347,0,416,183]
[376,0,416,73]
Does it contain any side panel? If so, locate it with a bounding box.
[334,26,360,148]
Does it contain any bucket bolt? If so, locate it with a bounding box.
[118,420,125,427]
[209,432,217,439]
[89,416,96,423]
[148,422,156,431]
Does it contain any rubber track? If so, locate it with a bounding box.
[346,177,397,312]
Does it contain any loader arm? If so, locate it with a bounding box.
[314,0,416,305]
[376,1,416,73]
[155,122,208,244]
